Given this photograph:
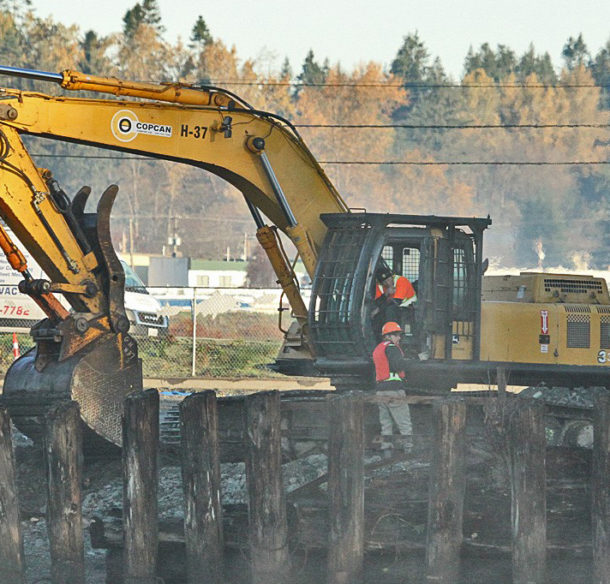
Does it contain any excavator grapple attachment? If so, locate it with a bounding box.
[3,331,142,448]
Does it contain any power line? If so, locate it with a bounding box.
[30,153,609,166]
[204,80,610,90]
[24,121,608,140]
[322,160,610,166]
[296,123,610,129]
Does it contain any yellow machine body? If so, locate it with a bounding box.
[480,272,610,367]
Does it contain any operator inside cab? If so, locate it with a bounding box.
[372,263,417,342]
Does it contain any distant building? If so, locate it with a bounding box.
[124,255,307,289]
[189,260,248,288]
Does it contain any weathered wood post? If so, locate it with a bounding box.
[592,393,610,584]
[497,366,507,399]
[425,397,467,584]
[327,391,365,584]
[244,390,291,584]
[0,407,25,584]
[509,398,546,584]
[180,390,224,584]
[123,389,159,584]
[45,401,85,584]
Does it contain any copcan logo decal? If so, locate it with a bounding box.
[111,110,172,142]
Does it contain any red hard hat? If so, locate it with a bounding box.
[381,321,402,336]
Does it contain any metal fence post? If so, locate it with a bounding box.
[191,287,197,377]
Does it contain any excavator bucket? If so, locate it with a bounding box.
[0,179,143,450]
[3,331,142,448]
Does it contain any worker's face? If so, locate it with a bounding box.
[388,333,401,343]
[382,276,395,296]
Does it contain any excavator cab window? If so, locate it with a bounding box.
[453,244,474,320]
[379,243,421,339]
[381,244,420,283]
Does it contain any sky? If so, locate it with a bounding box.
[25,0,610,79]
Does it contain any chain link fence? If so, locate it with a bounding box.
[0,287,293,379]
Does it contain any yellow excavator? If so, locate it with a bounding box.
[0,66,607,448]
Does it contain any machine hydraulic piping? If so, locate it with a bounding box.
[0,223,69,322]
[0,65,240,109]
[244,199,308,325]
[246,136,318,278]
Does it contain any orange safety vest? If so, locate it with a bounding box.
[372,340,406,382]
[375,274,416,306]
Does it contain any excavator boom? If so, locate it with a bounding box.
[0,66,348,273]
[0,65,350,447]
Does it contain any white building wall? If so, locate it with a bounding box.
[188,269,247,288]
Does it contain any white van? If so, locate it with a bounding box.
[121,260,168,336]
[0,235,167,337]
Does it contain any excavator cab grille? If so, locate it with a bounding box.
[309,218,375,362]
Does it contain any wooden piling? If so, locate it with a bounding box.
[327,391,365,584]
[244,390,290,584]
[425,398,466,584]
[509,398,546,584]
[592,393,610,584]
[0,407,25,584]
[180,390,224,584]
[497,366,507,400]
[45,401,85,584]
[123,389,159,584]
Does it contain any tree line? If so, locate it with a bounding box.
[0,0,609,270]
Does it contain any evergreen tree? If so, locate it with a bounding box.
[79,30,110,74]
[141,0,162,28]
[391,33,446,113]
[390,32,430,83]
[464,43,516,81]
[280,57,292,80]
[516,44,557,83]
[123,0,164,38]
[464,43,496,75]
[123,3,143,37]
[189,15,212,49]
[296,50,327,87]
[495,45,517,78]
[592,38,610,108]
[562,34,590,70]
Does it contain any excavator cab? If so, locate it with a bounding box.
[309,213,491,390]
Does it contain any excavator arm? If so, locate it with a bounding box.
[0,66,350,446]
[0,66,350,322]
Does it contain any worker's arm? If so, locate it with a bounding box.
[386,343,410,372]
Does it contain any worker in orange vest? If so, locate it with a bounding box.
[372,321,413,455]
[372,265,417,340]
[374,266,417,307]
